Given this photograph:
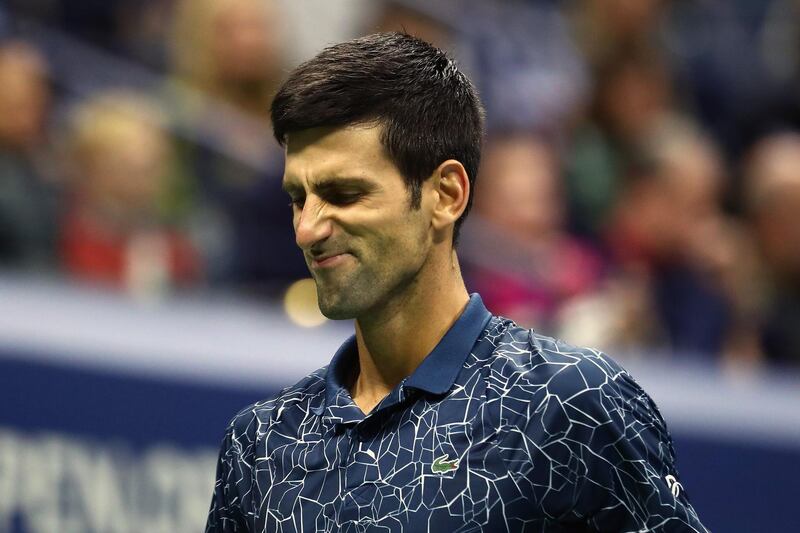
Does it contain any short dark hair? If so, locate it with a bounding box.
[271,32,484,242]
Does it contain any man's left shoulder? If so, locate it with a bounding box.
[484,319,665,428]
[486,320,632,388]
[533,331,649,404]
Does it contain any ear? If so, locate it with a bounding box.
[430,159,470,234]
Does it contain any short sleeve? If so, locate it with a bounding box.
[205,424,250,533]
[569,366,709,532]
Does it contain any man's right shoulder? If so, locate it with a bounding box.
[226,365,329,441]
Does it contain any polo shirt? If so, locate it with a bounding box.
[205,294,707,532]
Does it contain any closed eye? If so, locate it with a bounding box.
[287,195,305,209]
[322,190,364,206]
[283,176,377,209]
[316,178,375,206]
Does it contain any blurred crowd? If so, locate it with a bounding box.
[1,0,800,368]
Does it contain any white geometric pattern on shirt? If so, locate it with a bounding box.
[207,317,708,532]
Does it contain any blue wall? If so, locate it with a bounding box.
[3,350,800,532]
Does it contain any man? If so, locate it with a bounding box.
[206,33,707,532]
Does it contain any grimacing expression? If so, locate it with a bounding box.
[282,125,434,319]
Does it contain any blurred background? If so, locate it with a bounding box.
[0,0,799,531]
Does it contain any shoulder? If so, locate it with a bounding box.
[207,366,329,525]
[463,312,705,528]
[225,365,329,446]
[484,316,631,392]
[482,316,668,439]
[482,318,685,518]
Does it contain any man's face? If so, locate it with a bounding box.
[282,125,433,319]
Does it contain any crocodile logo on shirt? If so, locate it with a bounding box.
[431,454,459,474]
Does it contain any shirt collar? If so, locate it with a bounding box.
[404,293,492,394]
[320,293,492,417]
[321,334,359,420]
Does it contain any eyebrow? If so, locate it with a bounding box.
[281,180,303,196]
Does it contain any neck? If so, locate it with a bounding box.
[350,251,469,414]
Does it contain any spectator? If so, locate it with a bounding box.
[565,48,674,239]
[60,90,200,298]
[0,40,59,271]
[744,132,800,365]
[569,0,664,70]
[169,0,306,294]
[606,119,760,359]
[462,132,604,329]
[569,0,769,158]
[463,0,589,134]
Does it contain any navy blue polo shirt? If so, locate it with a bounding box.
[206,294,707,532]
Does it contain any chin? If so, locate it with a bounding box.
[317,294,361,320]
[319,304,363,321]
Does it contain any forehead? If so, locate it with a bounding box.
[283,124,398,185]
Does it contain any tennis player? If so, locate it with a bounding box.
[206,32,708,533]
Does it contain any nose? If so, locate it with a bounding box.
[294,195,332,251]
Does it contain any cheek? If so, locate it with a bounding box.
[402,213,433,255]
[360,215,426,257]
